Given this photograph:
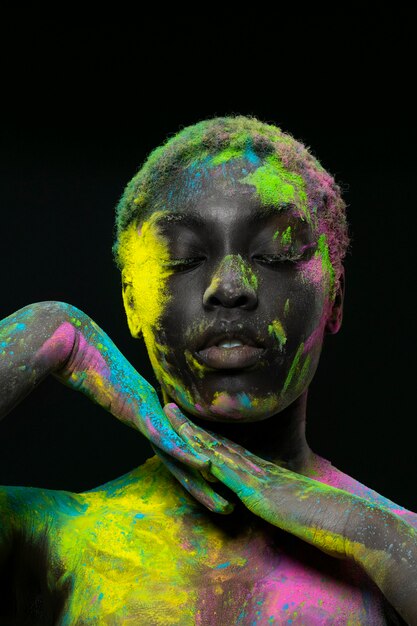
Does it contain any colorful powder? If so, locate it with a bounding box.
[268,320,287,352]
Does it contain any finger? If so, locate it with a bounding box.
[162,408,272,509]
[164,403,267,477]
[204,430,272,476]
[140,404,211,471]
[200,466,220,483]
[163,406,254,492]
[161,402,223,477]
[163,403,219,449]
[151,444,234,514]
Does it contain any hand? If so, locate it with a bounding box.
[0,302,235,515]
[120,386,217,486]
[161,403,372,561]
[150,440,236,515]
[157,404,417,626]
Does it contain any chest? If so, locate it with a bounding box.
[50,508,388,625]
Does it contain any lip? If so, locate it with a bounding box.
[197,329,264,351]
[195,344,265,370]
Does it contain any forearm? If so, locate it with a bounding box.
[0,301,160,429]
[350,505,417,625]
[276,487,417,623]
[0,302,74,416]
[281,487,417,623]
[178,418,417,622]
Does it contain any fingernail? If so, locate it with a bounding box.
[210,500,234,515]
[221,502,235,514]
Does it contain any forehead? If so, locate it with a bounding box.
[150,155,315,232]
[148,157,314,235]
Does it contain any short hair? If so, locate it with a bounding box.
[113,115,351,298]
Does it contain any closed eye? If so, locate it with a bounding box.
[253,254,303,265]
[163,257,206,271]
[253,242,317,266]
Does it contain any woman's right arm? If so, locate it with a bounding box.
[0,301,211,465]
[0,300,238,576]
[0,302,231,514]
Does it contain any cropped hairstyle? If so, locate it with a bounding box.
[113,115,351,298]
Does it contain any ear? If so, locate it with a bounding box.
[325,266,345,335]
[121,269,142,338]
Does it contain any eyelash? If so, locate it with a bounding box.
[164,253,303,272]
[253,254,303,265]
[164,257,206,270]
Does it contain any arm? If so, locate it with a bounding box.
[0,302,230,512]
[161,404,417,626]
[0,301,208,460]
[0,483,83,621]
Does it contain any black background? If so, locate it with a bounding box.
[0,19,415,511]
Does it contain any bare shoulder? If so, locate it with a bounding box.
[309,454,417,529]
[0,483,88,568]
[0,483,88,533]
[81,454,185,506]
[0,483,85,623]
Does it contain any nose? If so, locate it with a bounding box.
[203,254,258,310]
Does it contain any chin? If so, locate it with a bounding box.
[166,386,285,423]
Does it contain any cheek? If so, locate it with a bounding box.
[133,266,172,335]
[293,254,334,353]
[297,254,326,289]
[120,219,174,331]
[264,261,330,355]
[297,232,336,302]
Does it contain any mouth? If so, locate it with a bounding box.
[194,333,266,370]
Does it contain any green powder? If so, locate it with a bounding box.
[281,226,292,246]
[210,147,245,166]
[282,342,305,395]
[239,154,310,225]
[315,233,335,300]
[221,254,258,290]
[268,320,287,352]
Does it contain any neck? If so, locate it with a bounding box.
[166,389,315,475]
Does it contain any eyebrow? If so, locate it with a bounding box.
[154,203,303,229]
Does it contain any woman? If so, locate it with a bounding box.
[0,115,416,625]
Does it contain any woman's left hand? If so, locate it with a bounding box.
[156,404,417,625]
[157,404,389,563]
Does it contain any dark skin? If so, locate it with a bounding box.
[138,184,341,471]
[124,161,417,621]
[0,156,416,624]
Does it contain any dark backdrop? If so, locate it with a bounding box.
[0,21,415,511]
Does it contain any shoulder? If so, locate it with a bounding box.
[308,455,417,529]
[0,483,88,547]
[81,454,200,518]
[0,483,90,565]
[0,484,84,621]
[84,454,183,502]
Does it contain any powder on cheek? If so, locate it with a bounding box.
[297,233,336,301]
[268,319,287,352]
[297,254,325,287]
[118,213,174,333]
[118,214,198,404]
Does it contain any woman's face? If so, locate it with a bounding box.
[122,157,341,422]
